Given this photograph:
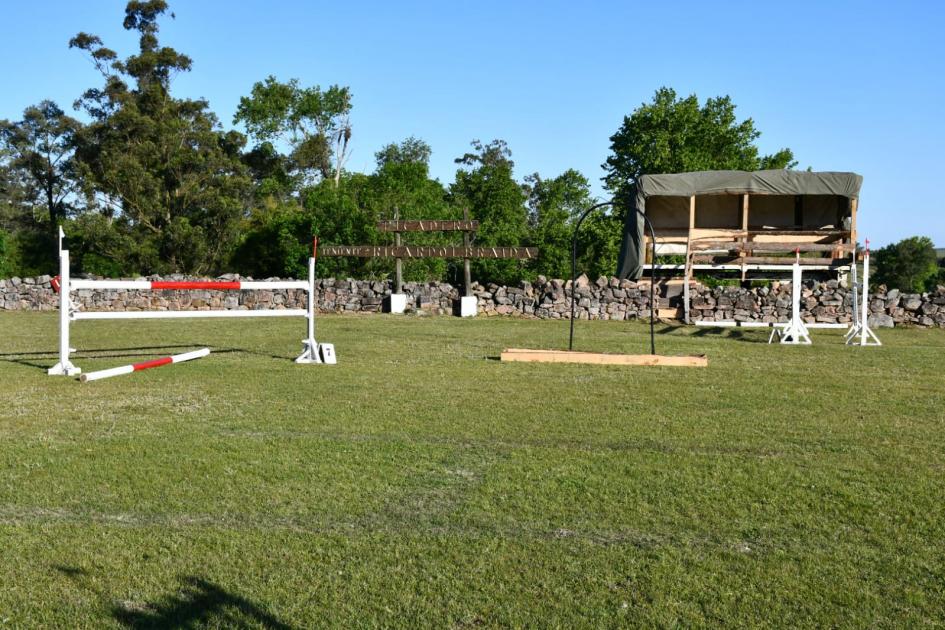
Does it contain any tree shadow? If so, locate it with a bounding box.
[112,575,294,629]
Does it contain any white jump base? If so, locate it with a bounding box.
[48,250,334,376]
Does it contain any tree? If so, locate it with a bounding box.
[375,136,431,169]
[603,87,796,194]
[450,140,529,285]
[525,169,593,280]
[234,76,352,188]
[872,236,939,292]
[69,0,250,274]
[0,100,82,233]
[370,138,452,281]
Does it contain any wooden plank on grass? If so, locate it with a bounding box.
[500,349,708,367]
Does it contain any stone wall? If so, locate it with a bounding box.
[2,273,944,328]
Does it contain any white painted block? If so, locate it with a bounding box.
[459,295,477,317]
[389,293,407,314]
[318,343,337,364]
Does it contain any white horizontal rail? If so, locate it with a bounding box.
[644,264,845,271]
[71,279,307,290]
[72,309,308,320]
[695,320,848,329]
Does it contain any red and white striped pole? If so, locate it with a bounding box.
[79,348,210,383]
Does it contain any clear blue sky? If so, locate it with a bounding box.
[1,0,942,246]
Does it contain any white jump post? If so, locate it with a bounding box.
[47,237,335,375]
[845,240,881,346]
[47,249,80,376]
[295,236,336,364]
[770,249,811,345]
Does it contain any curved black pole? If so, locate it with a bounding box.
[569,201,658,355]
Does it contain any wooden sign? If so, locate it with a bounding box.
[377,220,479,233]
[321,245,537,260]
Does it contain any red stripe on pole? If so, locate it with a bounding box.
[132,356,173,371]
[151,281,242,290]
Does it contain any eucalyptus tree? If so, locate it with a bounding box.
[69,0,250,274]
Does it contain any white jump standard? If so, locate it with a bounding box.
[844,241,881,346]
[769,252,811,345]
[48,242,335,376]
[80,348,210,383]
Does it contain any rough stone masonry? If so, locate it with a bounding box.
[2,273,944,329]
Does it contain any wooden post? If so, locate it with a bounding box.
[741,193,749,281]
[463,208,472,297]
[850,197,858,254]
[393,207,403,294]
[683,195,695,324]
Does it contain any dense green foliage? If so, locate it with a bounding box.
[68,1,251,275]
[23,4,943,290]
[603,87,797,195]
[2,313,945,626]
[873,236,940,292]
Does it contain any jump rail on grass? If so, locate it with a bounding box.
[80,348,210,383]
[48,239,331,376]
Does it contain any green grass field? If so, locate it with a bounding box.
[1,311,943,628]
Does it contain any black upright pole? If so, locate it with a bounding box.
[569,201,658,355]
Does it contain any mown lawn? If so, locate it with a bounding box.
[1,311,943,628]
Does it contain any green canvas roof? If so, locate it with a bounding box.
[617,170,863,279]
[635,170,862,199]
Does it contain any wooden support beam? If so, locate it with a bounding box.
[691,242,855,253]
[393,208,403,294]
[744,229,850,237]
[321,245,538,260]
[462,208,472,297]
[377,220,479,232]
[500,348,708,367]
[692,255,838,265]
[850,197,858,250]
[741,195,749,281]
[742,256,836,265]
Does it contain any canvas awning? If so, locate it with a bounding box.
[616,170,863,279]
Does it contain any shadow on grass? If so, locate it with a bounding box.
[111,576,294,630]
[687,326,775,344]
[51,566,292,628]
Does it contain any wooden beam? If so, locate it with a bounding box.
[741,194,749,281]
[745,229,850,237]
[850,197,858,251]
[377,220,479,232]
[691,242,855,252]
[321,245,538,259]
[691,255,838,265]
[500,348,708,367]
[742,256,836,265]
